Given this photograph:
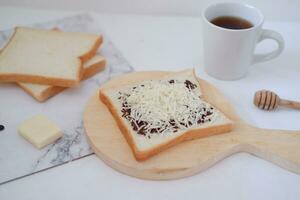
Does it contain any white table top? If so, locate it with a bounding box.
[0,6,300,200]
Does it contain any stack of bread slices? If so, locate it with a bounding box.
[0,27,106,102]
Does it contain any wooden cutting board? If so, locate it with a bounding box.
[83,71,300,180]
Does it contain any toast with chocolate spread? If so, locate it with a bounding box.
[99,69,233,161]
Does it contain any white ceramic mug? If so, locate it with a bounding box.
[202,2,284,80]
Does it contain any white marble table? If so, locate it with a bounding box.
[0,6,300,200]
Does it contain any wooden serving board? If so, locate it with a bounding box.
[83,71,300,180]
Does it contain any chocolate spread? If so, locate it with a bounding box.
[119,79,214,138]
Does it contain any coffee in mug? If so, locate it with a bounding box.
[210,16,253,30]
[202,3,284,80]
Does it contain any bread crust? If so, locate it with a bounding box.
[0,27,103,87]
[1,74,80,87]
[99,89,233,161]
[18,83,65,102]
[82,57,106,78]
[18,56,106,102]
[99,91,141,160]
[80,35,103,63]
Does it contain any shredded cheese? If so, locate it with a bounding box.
[118,79,217,138]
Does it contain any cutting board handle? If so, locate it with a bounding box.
[238,123,300,173]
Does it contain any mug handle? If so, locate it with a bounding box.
[252,29,285,64]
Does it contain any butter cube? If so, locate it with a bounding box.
[18,115,63,149]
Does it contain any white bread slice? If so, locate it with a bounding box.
[18,55,106,102]
[0,27,102,87]
[100,69,233,161]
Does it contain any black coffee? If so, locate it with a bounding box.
[210,16,253,30]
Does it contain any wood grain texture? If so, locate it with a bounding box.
[280,99,300,110]
[83,71,300,180]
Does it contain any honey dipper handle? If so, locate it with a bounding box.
[280,99,300,110]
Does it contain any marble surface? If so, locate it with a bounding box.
[0,13,133,184]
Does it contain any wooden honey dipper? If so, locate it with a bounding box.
[254,90,300,111]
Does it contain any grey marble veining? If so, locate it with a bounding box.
[0,14,134,184]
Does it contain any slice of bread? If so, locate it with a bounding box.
[100,69,233,161]
[0,27,102,87]
[18,55,106,102]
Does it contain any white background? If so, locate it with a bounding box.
[0,1,300,200]
[1,0,300,21]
